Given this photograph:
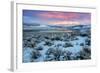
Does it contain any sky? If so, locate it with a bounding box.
[23,10,91,26]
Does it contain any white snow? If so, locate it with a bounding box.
[23,35,89,62]
[23,47,33,63]
[23,27,90,62]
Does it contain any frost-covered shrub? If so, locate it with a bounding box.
[52,48,64,61]
[69,35,77,41]
[63,42,73,48]
[45,55,55,61]
[63,51,72,60]
[25,42,32,47]
[74,37,79,40]
[45,48,54,55]
[51,37,55,41]
[51,36,61,41]
[85,39,91,46]
[44,40,53,46]
[35,46,43,50]
[63,38,69,41]
[23,40,28,47]
[87,34,91,38]
[45,48,63,61]
[23,38,36,48]
[76,47,91,60]
[44,36,50,39]
[80,43,84,46]
[45,47,73,61]
[34,39,41,44]
[45,48,73,61]
[83,47,91,54]
[31,42,36,48]
[31,50,41,61]
[56,44,62,47]
[80,33,88,37]
[70,32,78,37]
[27,38,31,42]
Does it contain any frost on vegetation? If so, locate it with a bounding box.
[23,27,91,62]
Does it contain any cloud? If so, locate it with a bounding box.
[38,11,79,20]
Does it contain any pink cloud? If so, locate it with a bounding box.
[38,11,79,20]
[36,11,91,25]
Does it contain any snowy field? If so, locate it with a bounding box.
[23,27,91,63]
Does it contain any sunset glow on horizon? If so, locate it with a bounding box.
[48,21,80,26]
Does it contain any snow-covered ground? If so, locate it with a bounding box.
[23,28,91,63]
